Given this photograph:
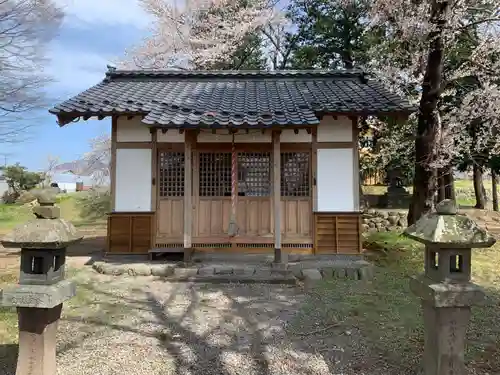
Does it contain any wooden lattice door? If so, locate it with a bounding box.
[194,151,232,241]
[280,151,312,241]
[236,152,272,237]
[156,151,185,243]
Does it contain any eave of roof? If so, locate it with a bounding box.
[49,67,417,127]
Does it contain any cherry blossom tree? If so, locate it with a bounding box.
[123,0,283,69]
[82,134,111,186]
[369,0,500,223]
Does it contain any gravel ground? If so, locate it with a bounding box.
[1,266,363,375]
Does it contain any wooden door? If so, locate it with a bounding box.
[236,151,272,238]
[194,151,232,242]
[156,150,185,244]
[280,151,312,243]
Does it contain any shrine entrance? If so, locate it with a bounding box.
[155,143,313,252]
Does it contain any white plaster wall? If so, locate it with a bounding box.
[115,148,152,211]
[280,129,312,143]
[116,116,151,142]
[317,116,352,142]
[158,130,185,143]
[316,148,354,211]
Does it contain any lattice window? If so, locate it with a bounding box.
[281,152,310,197]
[199,152,232,197]
[159,151,185,197]
[238,152,271,197]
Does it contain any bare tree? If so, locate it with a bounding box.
[0,0,63,143]
[41,154,60,187]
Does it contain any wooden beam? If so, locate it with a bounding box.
[183,131,194,262]
[272,130,286,264]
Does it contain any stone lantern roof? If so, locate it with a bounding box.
[404,199,496,248]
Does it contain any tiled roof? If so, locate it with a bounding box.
[49,68,416,128]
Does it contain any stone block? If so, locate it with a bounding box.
[197,267,214,276]
[150,264,175,277]
[254,269,272,278]
[233,267,256,276]
[301,268,323,280]
[320,267,335,278]
[336,269,347,279]
[409,275,486,307]
[1,280,76,308]
[127,264,152,276]
[174,268,199,279]
[214,266,234,275]
[33,205,61,219]
[346,267,359,280]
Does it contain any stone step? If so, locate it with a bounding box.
[91,260,375,284]
[168,274,298,285]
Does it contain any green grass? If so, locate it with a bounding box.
[0,204,32,230]
[292,231,500,373]
[0,192,107,233]
[362,179,495,208]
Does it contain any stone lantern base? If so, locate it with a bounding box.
[410,275,486,375]
[0,280,76,375]
[1,279,76,308]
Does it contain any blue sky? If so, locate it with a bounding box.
[2,0,152,182]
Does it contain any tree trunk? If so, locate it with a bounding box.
[473,164,486,209]
[408,0,449,225]
[492,169,498,211]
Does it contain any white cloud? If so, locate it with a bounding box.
[54,0,152,29]
[45,43,113,98]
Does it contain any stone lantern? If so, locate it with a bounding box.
[403,199,495,375]
[0,189,83,375]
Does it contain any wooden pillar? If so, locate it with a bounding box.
[110,116,118,211]
[183,131,193,262]
[351,117,360,211]
[311,127,318,212]
[150,127,158,248]
[272,130,286,264]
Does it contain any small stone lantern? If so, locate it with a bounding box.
[403,199,495,375]
[0,189,83,375]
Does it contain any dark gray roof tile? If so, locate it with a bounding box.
[49,69,416,127]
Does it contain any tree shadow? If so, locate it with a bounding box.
[42,273,351,375]
[0,344,17,375]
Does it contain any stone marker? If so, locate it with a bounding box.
[403,199,495,375]
[0,189,83,375]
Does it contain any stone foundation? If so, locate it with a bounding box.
[91,258,374,284]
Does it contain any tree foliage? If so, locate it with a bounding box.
[286,0,372,69]
[1,163,42,193]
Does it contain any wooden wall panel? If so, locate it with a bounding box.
[107,213,154,253]
[280,200,311,237]
[157,199,184,238]
[314,212,362,254]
